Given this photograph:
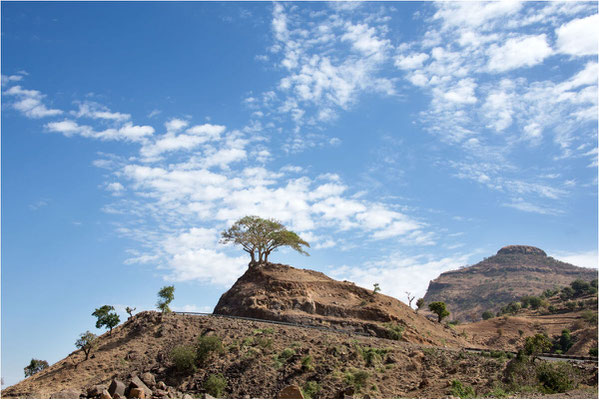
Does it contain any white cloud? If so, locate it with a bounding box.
[1,74,23,86]
[487,34,553,72]
[4,85,63,118]
[72,101,130,122]
[45,119,154,142]
[395,52,429,70]
[556,14,599,57]
[552,249,598,269]
[165,118,189,132]
[442,78,477,104]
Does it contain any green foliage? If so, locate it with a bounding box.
[384,322,405,340]
[204,373,227,398]
[428,301,450,322]
[220,216,310,264]
[524,334,552,356]
[518,329,524,337]
[171,345,197,373]
[565,301,577,311]
[536,361,578,393]
[580,310,598,324]
[570,279,596,297]
[157,285,175,313]
[560,286,575,301]
[302,381,321,399]
[483,386,509,398]
[75,331,98,360]
[542,288,559,298]
[547,305,556,313]
[279,348,296,360]
[92,305,120,335]
[125,306,136,318]
[589,347,598,356]
[301,355,314,371]
[415,298,425,312]
[557,329,574,353]
[450,379,476,398]
[196,335,224,365]
[372,283,381,295]
[356,344,388,367]
[482,311,494,320]
[252,327,274,335]
[344,369,369,390]
[528,297,544,310]
[24,358,48,377]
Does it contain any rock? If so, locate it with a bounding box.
[100,390,112,399]
[112,395,125,400]
[130,375,153,397]
[204,395,215,399]
[140,372,156,388]
[50,389,83,399]
[419,378,429,388]
[182,395,193,399]
[87,385,106,398]
[278,385,304,399]
[153,389,168,398]
[109,379,127,398]
[156,381,168,390]
[129,388,146,399]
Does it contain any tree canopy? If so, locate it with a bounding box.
[428,301,450,323]
[157,285,175,313]
[75,331,98,360]
[221,216,310,265]
[92,305,120,335]
[24,358,48,377]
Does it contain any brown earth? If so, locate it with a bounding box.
[459,294,598,356]
[213,262,468,347]
[3,311,597,399]
[423,245,597,322]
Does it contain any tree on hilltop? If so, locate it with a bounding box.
[92,305,120,335]
[157,285,175,313]
[220,216,310,266]
[75,331,98,360]
[24,358,48,377]
[428,301,450,323]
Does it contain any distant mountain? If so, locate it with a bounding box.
[214,262,468,347]
[422,245,597,322]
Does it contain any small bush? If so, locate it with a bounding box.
[518,329,524,337]
[536,361,578,393]
[356,345,388,367]
[279,348,296,360]
[344,369,369,390]
[301,355,314,371]
[384,322,405,340]
[204,373,227,398]
[589,347,598,357]
[302,381,321,399]
[196,335,224,365]
[581,310,598,324]
[171,345,197,373]
[547,305,556,314]
[482,311,494,320]
[484,386,509,398]
[565,301,577,311]
[450,379,476,398]
[253,327,274,335]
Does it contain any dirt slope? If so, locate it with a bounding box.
[214,262,468,347]
[4,311,597,399]
[423,245,597,322]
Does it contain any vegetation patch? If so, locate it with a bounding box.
[450,379,476,398]
[204,373,227,398]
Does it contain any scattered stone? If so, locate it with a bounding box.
[205,394,215,399]
[50,389,83,399]
[129,388,146,399]
[108,379,127,398]
[140,372,156,388]
[278,385,304,399]
[156,381,167,390]
[112,394,125,399]
[87,385,106,398]
[153,389,168,398]
[130,375,153,397]
[100,389,112,399]
[182,394,193,399]
[419,378,429,388]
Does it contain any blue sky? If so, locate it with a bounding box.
[2,1,597,387]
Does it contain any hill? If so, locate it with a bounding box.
[213,262,467,347]
[422,245,597,322]
[3,311,597,399]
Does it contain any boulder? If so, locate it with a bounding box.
[112,395,126,399]
[100,390,112,399]
[87,385,106,398]
[140,372,156,388]
[129,388,145,399]
[108,379,127,398]
[130,375,153,397]
[156,381,167,390]
[278,385,304,399]
[50,389,83,399]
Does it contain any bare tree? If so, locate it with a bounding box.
[405,292,415,308]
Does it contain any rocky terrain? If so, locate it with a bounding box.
[422,245,597,322]
[3,311,597,399]
[214,262,467,347]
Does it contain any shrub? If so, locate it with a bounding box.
[279,348,296,360]
[196,335,224,365]
[482,311,494,320]
[536,361,578,393]
[547,305,556,313]
[302,381,321,399]
[581,310,598,324]
[560,287,574,301]
[171,345,197,373]
[356,345,388,367]
[450,379,476,398]
[518,329,524,337]
[589,348,598,357]
[484,386,509,398]
[558,329,574,353]
[344,369,369,390]
[384,322,405,340]
[23,358,49,377]
[565,301,577,311]
[570,279,594,297]
[204,373,227,398]
[524,334,552,356]
[301,355,314,371]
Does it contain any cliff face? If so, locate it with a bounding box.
[214,262,468,347]
[422,245,597,322]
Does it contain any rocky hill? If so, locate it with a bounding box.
[422,245,597,323]
[214,262,467,347]
[4,311,597,399]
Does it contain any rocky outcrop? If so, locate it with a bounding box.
[214,262,467,347]
[423,245,597,322]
